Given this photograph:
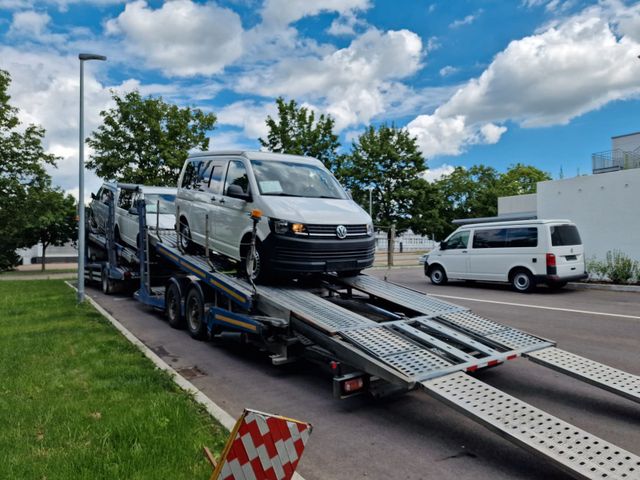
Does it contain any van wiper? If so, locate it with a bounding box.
[263,193,304,197]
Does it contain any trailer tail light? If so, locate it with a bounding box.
[333,373,368,399]
[546,253,556,267]
[343,377,364,393]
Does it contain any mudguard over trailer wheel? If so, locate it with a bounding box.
[165,281,184,329]
[185,284,208,340]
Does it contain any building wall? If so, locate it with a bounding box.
[536,168,640,261]
[497,193,537,216]
[612,132,640,152]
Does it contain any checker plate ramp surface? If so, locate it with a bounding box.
[422,372,640,480]
[339,275,465,317]
[526,347,640,405]
[341,326,453,378]
[257,287,374,333]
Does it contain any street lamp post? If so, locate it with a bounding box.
[78,53,106,303]
[368,186,373,217]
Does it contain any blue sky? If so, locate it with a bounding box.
[1,0,639,199]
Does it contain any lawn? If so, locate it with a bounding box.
[0,280,227,479]
[0,268,77,276]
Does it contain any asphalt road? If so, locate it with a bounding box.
[86,269,640,480]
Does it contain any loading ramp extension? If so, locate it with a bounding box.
[146,231,640,479]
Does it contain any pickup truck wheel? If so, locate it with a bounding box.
[185,287,207,340]
[511,269,535,293]
[429,265,448,285]
[165,282,184,329]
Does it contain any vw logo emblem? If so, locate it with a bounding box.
[336,225,348,239]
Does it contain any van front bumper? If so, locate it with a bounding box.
[535,273,588,284]
[262,234,375,274]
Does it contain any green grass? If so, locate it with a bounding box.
[0,268,77,276]
[0,280,227,479]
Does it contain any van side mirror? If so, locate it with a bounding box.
[440,241,447,250]
[91,192,96,200]
[128,207,139,215]
[227,184,252,201]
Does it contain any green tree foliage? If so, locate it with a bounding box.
[22,187,78,270]
[87,90,216,186]
[0,69,59,271]
[496,163,551,196]
[342,124,425,232]
[259,98,341,174]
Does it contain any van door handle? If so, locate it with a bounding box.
[211,196,216,202]
[219,198,225,204]
[461,250,468,253]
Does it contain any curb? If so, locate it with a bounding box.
[567,282,640,293]
[64,282,306,479]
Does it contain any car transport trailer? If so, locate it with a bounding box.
[88,197,640,480]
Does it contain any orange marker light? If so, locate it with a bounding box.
[250,209,262,219]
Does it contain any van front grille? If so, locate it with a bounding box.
[306,224,369,238]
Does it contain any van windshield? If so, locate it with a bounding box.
[550,224,581,246]
[250,160,346,199]
[145,194,176,214]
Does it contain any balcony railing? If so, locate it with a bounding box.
[592,148,640,174]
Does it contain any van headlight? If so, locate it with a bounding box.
[270,218,308,236]
[366,223,374,236]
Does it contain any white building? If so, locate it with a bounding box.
[498,132,640,261]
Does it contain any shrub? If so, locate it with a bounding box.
[604,250,639,284]
[586,256,607,281]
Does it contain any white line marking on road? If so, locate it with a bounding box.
[429,293,640,320]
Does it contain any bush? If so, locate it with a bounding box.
[605,250,638,284]
[586,256,607,281]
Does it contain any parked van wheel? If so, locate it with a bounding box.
[101,268,113,295]
[241,242,269,283]
[511,269,535,293]
[429,265,448,285]
[185,287,207,340]
[179,220,194,254]
[165,282,184,329]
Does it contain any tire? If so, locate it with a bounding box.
[337,270,362,278]
[429,265,448,285]
[165,282,184,329]
[101,267,113,295]
[241,242,270,283]
[179,219,194,254]
[511,269,535,293]
[185,286,207,340]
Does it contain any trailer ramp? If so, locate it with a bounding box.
[422,372,640,480]
[526,347,640,405]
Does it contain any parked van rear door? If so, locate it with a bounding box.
[548,223,585,277]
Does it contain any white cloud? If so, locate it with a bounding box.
[105,0,244,77]
[420,164,455,183]
[208,130,257,151]
[217,101,277,139]
[237,28,423,130]
[439,65,458,77]
[449,10,482,28]
[8,10,50,36]
[327,12,364,36]
[260,0,370,27]
[408,2,640,157]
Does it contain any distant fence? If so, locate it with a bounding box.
[375,232,436,253]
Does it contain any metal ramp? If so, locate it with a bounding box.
[526,347,640,405]
[423,372,640,480]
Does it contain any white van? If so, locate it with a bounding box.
[175,151,375,280]
[424,219,587,292]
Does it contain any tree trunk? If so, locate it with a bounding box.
[41,243,47,271]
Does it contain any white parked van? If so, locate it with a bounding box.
[424,220,587,292]
[176,151,375,280]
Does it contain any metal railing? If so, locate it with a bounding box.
[592,148,640,174]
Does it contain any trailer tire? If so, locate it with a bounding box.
[165,282,184,329]
[101,267,114,295]
[185,286,207,340]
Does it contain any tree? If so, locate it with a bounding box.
[22,187,77,270]
[408,178,451,240]
[496,163,551,197]
[259,98,342,174]
[87,90,217,186]
[341,124,426,232]
[0,69,59,271]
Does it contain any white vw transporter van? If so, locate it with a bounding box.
[424,219,587,292]
[176,151,375,280]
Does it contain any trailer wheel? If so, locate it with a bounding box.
[101,267,113,295]
[165,282,184,329]
[185,287,207,340]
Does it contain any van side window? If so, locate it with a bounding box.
[182,160,202,189]
[473,229,507,248]
[506,227,538,247]
[446,231,470,249]
[209,164,224,193]
[224,161,249,195]
[195,160,212,190]
[118,190,133,210]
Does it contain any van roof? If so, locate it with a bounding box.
[187,150,323,166]
[460,219,574,229]
[116,183,177,195]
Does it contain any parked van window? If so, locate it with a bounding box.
[209,165,224,193]
[446,230,469,249]
[181,160,202,189]
[506,227,538,247]
[118,190,133,210]
[195,160,212,190]
[551,225,581,246]
[225,161,249,195]
[473,228,506,248]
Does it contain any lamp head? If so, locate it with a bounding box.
[79,53,107,61]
